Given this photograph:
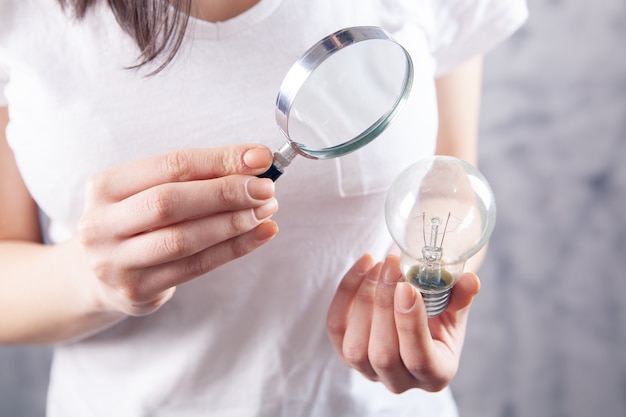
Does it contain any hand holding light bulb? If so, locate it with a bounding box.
[327,253,481,393]
[326,155,492,392]
[385,156,496,317]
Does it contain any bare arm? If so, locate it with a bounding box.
[0,106,119,344]
[434,56,483,166]
[0,106,278,345]
[435,56,487,272]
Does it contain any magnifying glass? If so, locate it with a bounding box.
[259,26,414,181]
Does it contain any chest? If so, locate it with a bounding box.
[3,0,440,238]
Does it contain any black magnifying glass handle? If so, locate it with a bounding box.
[258,145,296,181]
[258,164,284,181]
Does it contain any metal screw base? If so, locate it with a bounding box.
[421,288,452,317]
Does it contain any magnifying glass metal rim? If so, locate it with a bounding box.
[261,26,414,180]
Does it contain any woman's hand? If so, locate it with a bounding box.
[78,144,279,317]
[327,254,480,393]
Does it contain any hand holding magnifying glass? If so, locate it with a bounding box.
[259,26,414,181]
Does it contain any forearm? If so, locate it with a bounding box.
[434,56,483,166]
[435,55,487,273]
[0,238,125,345]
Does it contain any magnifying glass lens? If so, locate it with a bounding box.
[288,40,410,158]
[260,26,414,181]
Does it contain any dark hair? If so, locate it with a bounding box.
[58,0,192,73]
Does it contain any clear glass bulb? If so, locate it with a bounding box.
[385,156,497,317]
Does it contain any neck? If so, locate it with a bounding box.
[190,0,260,22]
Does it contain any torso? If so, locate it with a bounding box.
[1,1,448,415]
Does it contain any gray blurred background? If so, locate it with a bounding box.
[2,0,625,415]
[451,0,626,416]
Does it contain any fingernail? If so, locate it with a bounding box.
[254,199,278,221]
[383,269,403,285]
[395,282,416,313]
[243,147,272,169]
[254,221,279,242]
[365,263,383,283]
[247,178,275,200]
[354,254,373,276]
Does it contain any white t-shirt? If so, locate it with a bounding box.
[0,1,527,416]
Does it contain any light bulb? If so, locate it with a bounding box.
[385,156,496,317]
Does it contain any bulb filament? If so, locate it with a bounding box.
[416,212,452,290]
[422,212,451,250]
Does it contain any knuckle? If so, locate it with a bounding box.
[181,230,263,279]
[117,283,145,305]
[184,251,215,277]
[162,150,193,182]
[228,211,252,234]
[215,179,240,207]
[145,187,177,220]
[112,276,159,308]
[373,290,395,309]
[89,258,112,282]
[342,344,369,368]
[225,236,251,260]
[123,290,173,317]
[380,377,410,394]
[404,359,454,392]
[204,145,243,175]
[369,349,399,372]
[77,214,99,246]
[423,376,451,393]
[326,316,346,338]
[208,149,232,174]
[405,357,435,377]
[160,228,187,257]
[85,172,112,200]
[355,286,375,305]
[385,383,409,395]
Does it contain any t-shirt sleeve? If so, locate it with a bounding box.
[428,0,528,76]
[0,67,8,107]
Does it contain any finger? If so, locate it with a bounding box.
[96,282,177,317]
[85,145,273,205]
[447,272,481,313]
[108,176,275,237]
[112,199,278,269]
[368,256,416,392]
[394,282,450,391]
[426,272,481,350]
[341,262,383,380]
[126,220,279,300]
[327,254,374,359]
